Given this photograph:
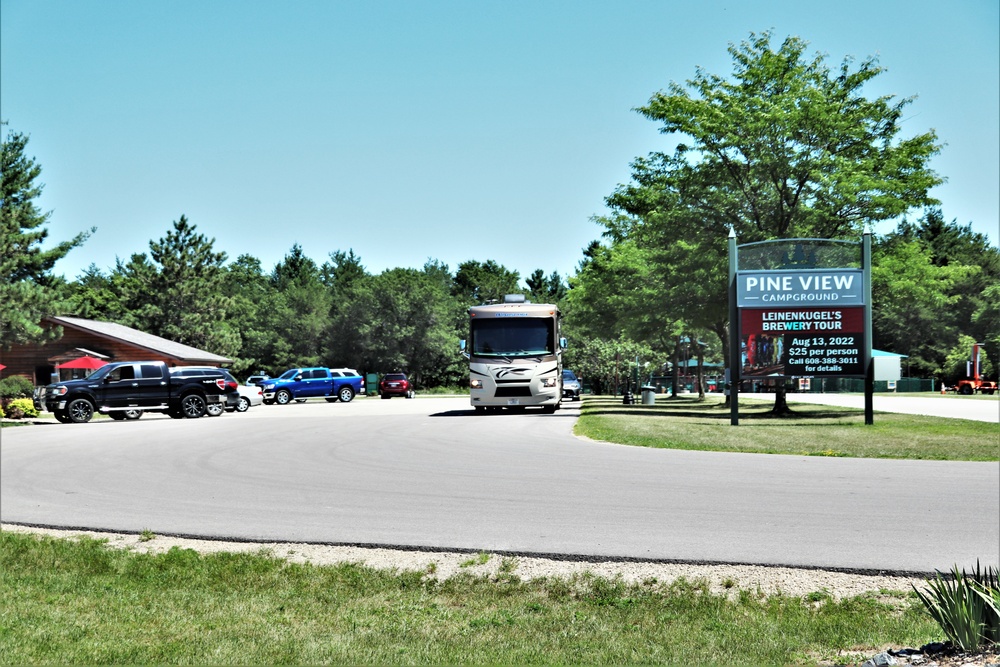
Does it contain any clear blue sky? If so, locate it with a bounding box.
[3,0,997,284]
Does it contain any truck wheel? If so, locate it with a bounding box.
[67,398,95,423]
[124,409,143,420]
[338,386,355,403]
[181,394,207,418]
[275,389,292,405]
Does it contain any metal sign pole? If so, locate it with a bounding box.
[728,228,739,426]
[863,228,874,425]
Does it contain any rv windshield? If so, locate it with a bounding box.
[471,318,554,357]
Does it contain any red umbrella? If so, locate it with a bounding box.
[59,356,108,370]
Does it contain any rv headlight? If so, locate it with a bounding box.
[470,379,483,389]
[542,377,558,388]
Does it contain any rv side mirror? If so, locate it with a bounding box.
[559,337,567,349]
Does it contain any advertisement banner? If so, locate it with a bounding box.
[740,307,865,378]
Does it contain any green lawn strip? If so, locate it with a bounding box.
[576,396,998,461]
[0,532,938,665]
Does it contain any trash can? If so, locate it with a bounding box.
[641,386,657,405]
[366,373,379,396]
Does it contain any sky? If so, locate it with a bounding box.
[2,0,998,285]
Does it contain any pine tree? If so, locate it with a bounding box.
[0,123,92,348]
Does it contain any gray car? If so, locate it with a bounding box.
[562,369,581,401]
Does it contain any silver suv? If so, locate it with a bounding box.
[562,369,581,401]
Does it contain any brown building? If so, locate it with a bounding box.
[0,316,233,385]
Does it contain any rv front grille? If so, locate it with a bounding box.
[494,386,532,398]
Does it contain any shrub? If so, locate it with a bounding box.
[0,375,36,400]
[914,562,1000,651]
[4,398,39,419]
[0,403,4,418]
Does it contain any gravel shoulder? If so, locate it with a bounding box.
[3,523,927,600]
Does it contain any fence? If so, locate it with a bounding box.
[800,377,936,393]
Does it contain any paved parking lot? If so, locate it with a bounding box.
[2,395,997,573]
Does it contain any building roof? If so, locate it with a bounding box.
[48,316,233,365]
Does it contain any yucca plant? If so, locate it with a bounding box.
[914,562,1000,651]
[970,562,1000,644]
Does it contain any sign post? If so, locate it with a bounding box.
[728,236,873,425]
[728,228,739,425]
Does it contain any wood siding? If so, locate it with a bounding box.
[0,322,217,385]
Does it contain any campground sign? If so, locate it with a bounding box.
[737,269,863,306]
[727,234,875,425]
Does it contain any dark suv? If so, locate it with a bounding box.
[379,373,414,399]
[172,367,242,416]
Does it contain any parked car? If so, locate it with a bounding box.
[230,384,263,412]
[171,367,242,416]
[562,369,581,401]
[261,367,364,405]
[379,373,414,399]
[245,374,270,387]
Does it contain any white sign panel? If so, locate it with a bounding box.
[737,269,864,308]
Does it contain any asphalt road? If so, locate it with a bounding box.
[2,396,997,574]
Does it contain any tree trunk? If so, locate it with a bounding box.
[671,337,681,399]
[771,384,793,415]
[697,343,705,399]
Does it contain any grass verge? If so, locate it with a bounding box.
[0,531,939,665]
[576,396,999,461]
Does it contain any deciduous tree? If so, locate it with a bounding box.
[603,32,943,412]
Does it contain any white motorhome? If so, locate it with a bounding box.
[462,294,565,413]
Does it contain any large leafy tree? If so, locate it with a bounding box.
[874,210,1000,379]
[892,209,1000,375]
[352,265,465,386]
[0,124,92,347]
[871,235,966,378]
[602,32,942,410]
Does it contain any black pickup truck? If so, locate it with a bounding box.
[34,361,239,423]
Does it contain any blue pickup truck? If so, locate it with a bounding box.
[261,367,364,405]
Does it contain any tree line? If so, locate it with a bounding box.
[63,221,569,386]
[3,33,997,391]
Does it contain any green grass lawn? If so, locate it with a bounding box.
[576,395,999,461]
[0,531,940,665]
